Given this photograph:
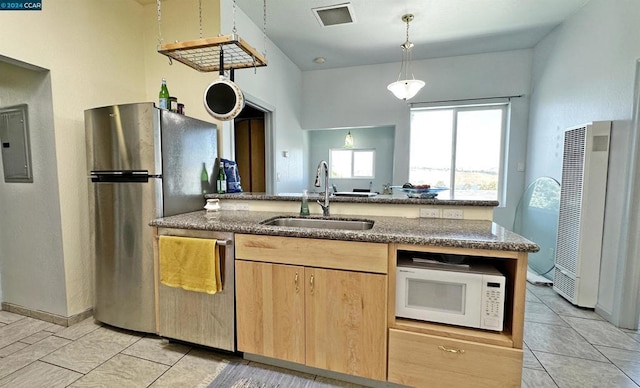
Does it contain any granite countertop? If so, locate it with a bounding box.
[150,210,539,252]
[204,192,499,207]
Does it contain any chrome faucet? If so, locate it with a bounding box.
[314,160,330,216]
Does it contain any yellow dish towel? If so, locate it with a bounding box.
[159,235,222,294]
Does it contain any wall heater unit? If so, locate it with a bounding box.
[554,121,611,308]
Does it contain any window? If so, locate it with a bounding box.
[409,103,507,200]
[330,148,375,179]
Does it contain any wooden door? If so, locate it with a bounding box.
[305,268,388,380]
[235,261,305,363]
[234,118,265,192]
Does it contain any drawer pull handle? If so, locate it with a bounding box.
[294,272,299,293]
[310,274,315,294]
[438,345,465,354]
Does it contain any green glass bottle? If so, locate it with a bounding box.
[158,78,170,109]
[217,161,227,194]
[200,163,209,194]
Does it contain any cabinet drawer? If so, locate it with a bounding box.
[388,328,522,388]
[235,234,387,273]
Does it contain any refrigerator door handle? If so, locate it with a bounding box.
[90,170,152,183]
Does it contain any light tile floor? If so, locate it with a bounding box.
[2,284,640,387]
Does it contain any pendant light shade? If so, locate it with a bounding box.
[387,14,424,100]
[387,79,426,100]
[344,131,354,148]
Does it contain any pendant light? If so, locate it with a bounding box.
[387,14,425,100]
[344,131,354,148]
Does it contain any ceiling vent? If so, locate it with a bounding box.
[312,3,356,27]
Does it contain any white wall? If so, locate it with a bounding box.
[141,0,305,194]
[528,0,638,182]
[0,1,147,316]
[218,0,305,194]
[527,0,640,322]
[141,0,222,128]
[0,0,303,317]
[6,0,635,322]
[307,126,395,194]
[0,61,66,314]
[302,50,533,226]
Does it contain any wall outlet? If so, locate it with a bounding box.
[419,208,440,218]
[442,208,464,219]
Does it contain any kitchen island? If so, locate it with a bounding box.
[150,209,535,251]
[151,204,537,388]
[203,192,499,220]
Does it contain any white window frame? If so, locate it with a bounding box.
[409,100,509,201]
[329,148,376,179]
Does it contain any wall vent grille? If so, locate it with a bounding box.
[553,122,611,308]
[553,268,576,300]
[555,127,585,275]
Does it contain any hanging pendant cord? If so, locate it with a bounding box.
[196,0,205,67]
[397,15,416,81]
[405,17,410,46]
[157,0,171,64]
[405,17,414,81]
[198,0,203,39]
[156,0,163,47]
[232,0,237,35]
[263,0,267,59]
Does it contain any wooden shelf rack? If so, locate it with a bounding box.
[158,34,267,72]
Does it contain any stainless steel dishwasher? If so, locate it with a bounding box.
[156,228,236,351]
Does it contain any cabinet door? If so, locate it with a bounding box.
[236,261,305,364]
[305,268,387,380]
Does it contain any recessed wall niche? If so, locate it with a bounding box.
[0,104,33,183]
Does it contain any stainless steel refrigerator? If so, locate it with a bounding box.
[85,102,218,333]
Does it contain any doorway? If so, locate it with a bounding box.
[234,105,266,192]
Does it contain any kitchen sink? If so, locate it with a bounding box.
[260,217,374,230]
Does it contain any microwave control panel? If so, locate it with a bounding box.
[480,276,506,331]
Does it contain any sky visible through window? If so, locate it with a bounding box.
[330,149,375,179]
[409,106,504,200]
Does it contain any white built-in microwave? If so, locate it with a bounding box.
[396,260,506,331]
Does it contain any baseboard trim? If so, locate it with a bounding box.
[1,302,93,327]
[243,353,404,388]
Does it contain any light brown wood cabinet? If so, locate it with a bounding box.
[387,244,528,388]
[388,329,522,387]
[235,261,305,364]
[305,267,386,379]
[235,235,527,386]
[235,234,388,381]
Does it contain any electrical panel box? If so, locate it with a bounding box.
[0,104,33,183]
